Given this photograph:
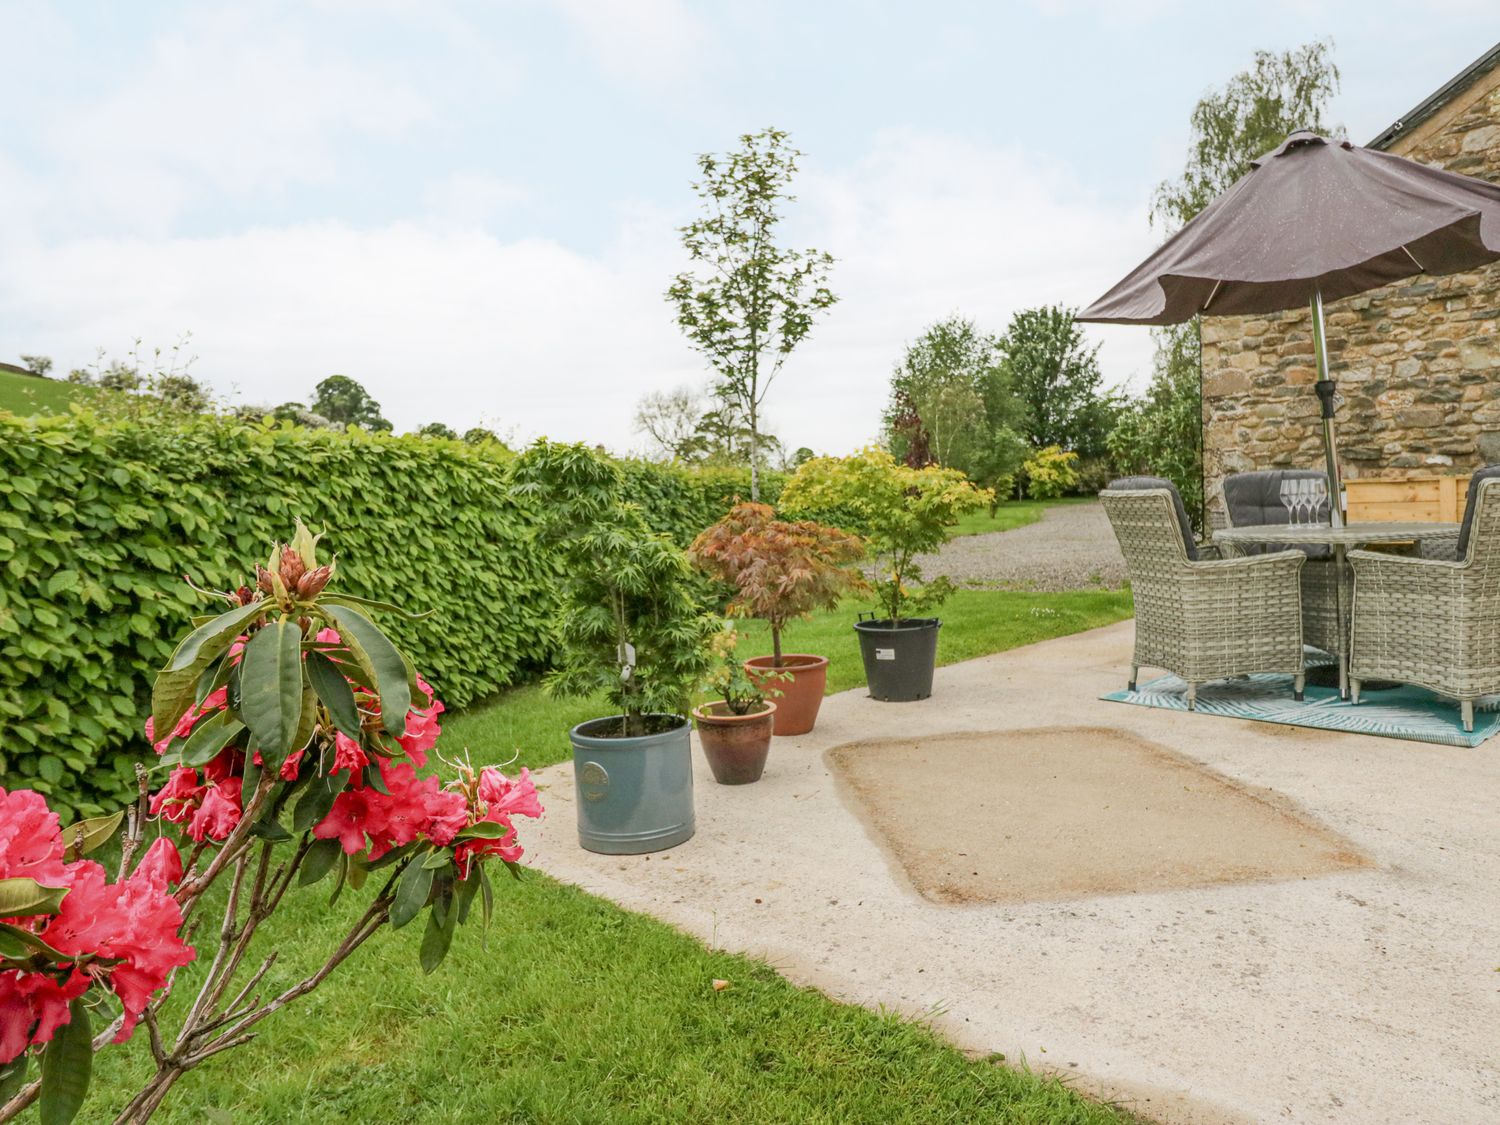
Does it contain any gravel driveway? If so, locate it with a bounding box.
[918,500,1126,591]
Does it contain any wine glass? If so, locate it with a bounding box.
[1306,478,1328,525]
[1280,480,1298,525]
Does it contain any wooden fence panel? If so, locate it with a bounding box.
[1345,475,1470,524]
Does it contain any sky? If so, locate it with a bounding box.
[2,1,1496,455]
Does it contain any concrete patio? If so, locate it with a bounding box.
[524,620,1500,1125]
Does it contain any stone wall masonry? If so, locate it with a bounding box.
[1201,71,1500,524]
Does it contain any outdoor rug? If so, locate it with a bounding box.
[1102,672,1500,748]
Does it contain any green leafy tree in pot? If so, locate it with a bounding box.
[780,447,990,624]
[510,441,716,738]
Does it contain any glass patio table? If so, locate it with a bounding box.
[1212,521,1461,698]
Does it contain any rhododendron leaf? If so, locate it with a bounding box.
[319,592,434,621]
[151,666,205,752]
[181,712,246,767]
[419,897,457,973]
[164,601,263,674]
[39,997,90,1125]
[327,852,349,906]
[306,650,361,740]
[0,921,70,962]
[391,855,435,929]
[292,770,348,834]
[346,860,368,891]
[456,821,507,840]
[361,762,391,795]
[249,810,293,843]
[0,928,32,960]
[422,850,453,870]
[454,868,480,925]
[0,1055,26,1107]
[291,683,319,754]
[240,618,306,756]
[478,864,495,932]
[364,841,417,870]
[298,837,342,886]
[322,605,411,737]
[0,876,69,918]
[58,809,124,860]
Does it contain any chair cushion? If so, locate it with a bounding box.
[1106,475,1197,560]
[1222,469,1331,558]
[1457,465,1500,558]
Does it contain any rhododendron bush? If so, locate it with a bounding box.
[0,524,541,1125]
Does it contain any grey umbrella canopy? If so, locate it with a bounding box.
[1080,130,1500,523]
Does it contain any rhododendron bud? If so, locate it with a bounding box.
[255,565,275,595]
[279,545,306,588]
[235,585,257,607]
[296,564,332,599]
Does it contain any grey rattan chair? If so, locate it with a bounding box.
[1349,476,1500,731]
[1102,479,1307,709]
[1221,469,1346,658]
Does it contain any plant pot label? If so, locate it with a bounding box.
[874,648,896,661]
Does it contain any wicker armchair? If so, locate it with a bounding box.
[1102,481,1307,709]
[1221,469,1346,658]
[1349,476,1500,731]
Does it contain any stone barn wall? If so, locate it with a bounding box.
[1200,63,1500,524]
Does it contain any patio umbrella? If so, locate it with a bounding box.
[1079,129,1500,525]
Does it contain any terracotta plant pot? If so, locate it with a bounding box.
[744,654,828,736]
[692,700,776,785]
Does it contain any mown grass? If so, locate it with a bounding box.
[82,588,1136,1123]
[0,368,88,415]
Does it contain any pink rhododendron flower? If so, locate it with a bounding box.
[145,687,229,755]
[148,767,205,825]
[278,748,305,781]
[396,676,445,765]
[332,731,369,776]
[186,778,243,842]
[0,968,89,1063]
[478,767,543,820]
[34,848,194,1042]
[0,786,69,891]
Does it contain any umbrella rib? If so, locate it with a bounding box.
[1400,243,1426,271]
[1200,278,1223,313]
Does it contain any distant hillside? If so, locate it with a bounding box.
[0,368,90,416]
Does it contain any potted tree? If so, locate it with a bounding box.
[691,624,780,784]
[689,502,866,735]
[780,447,990,702]
[511,441,716,855]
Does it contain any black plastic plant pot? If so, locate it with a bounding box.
[853,616,941,702]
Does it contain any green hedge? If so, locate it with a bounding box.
[0,414,754,817]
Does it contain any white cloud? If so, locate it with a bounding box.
[550,0,710,89]
[1,130,1158,454]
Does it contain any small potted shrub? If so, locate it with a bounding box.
[780,447,990,702]
[689,502,866,735]
[691,624,781,784]
[512,441,716,855]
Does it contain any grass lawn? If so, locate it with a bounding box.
[0,368,89,415]
[950,496,1094,538]
[84,588,1136,1123]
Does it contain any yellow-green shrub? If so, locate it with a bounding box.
[1021,445,1080,500]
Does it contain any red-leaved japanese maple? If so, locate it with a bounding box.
[689,503,866,666]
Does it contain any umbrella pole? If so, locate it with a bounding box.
[1309,287,1345,527]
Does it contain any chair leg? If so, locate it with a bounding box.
[1127,664,1138,692]
[1186,683,1197,711]
[1350,679,1361,706]
[1293,673,1305,702]
[1462,700,1474,733]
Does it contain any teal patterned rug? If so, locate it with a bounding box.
[1102,672,1500,748]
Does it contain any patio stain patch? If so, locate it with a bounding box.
[827,726,1370,905]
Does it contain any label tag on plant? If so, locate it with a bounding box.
[617,642,637,681]
[874,648,896,661]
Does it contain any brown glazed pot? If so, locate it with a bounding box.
[743,654,828,736]
[692,701,776,785]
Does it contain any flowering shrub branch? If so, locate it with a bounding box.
[0,524,541,1124]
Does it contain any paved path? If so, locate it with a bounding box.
[523,621,1500,1125]
[919,501,1127,590]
